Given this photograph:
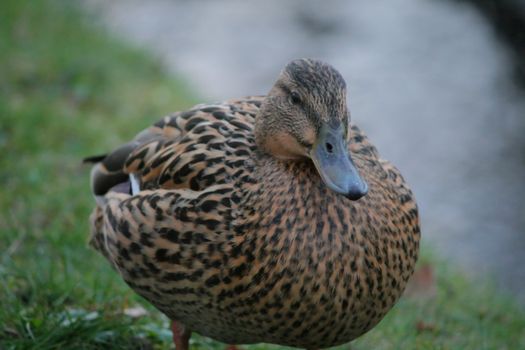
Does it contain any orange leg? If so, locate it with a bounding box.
[171,320,191,350]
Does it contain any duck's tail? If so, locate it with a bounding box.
[83,141,139,207]
[84,143,138,264]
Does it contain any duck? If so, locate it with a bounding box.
[86,59,420,350]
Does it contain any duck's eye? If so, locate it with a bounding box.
[290,91,301,105]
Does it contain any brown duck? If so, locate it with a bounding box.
[87,59,420,349]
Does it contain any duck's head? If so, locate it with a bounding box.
[255,59,368,200]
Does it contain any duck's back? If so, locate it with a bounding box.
[109,97,260,192]
[89,96,420,348]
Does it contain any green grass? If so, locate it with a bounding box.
[0,0,524,349]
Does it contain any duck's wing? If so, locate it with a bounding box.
[87,97,262,307]
[88,98,261,196]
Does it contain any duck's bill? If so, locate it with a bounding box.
[310,125,368,200]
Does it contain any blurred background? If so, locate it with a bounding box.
[86,0,525,301]
[1,0,524,348]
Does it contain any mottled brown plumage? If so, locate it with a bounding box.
[87,59,420,349]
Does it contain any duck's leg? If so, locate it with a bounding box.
[171,320,191,350]
[171,322,237,350]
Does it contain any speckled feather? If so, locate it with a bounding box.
[88,63,420,349]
